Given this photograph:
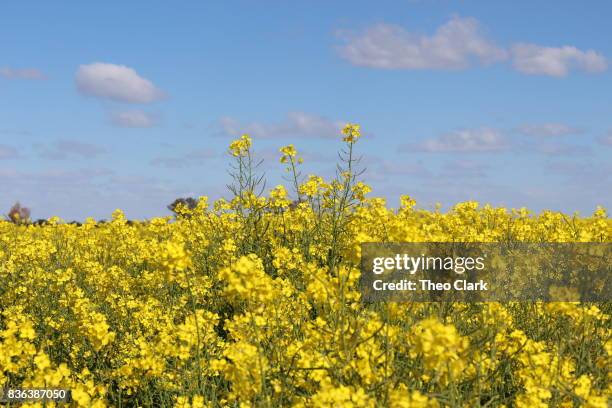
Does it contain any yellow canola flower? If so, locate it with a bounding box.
[279,144,297,163]
[229,134,252,157]
[342,122,361,143]
[408,318,469,384]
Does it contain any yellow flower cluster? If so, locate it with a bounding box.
[342,123,361,143]
[229,134,252,157]
[279,144,301,164]
[0,125,610,407]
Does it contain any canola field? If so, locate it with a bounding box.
[1,126,610,407]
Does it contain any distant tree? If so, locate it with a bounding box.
[167,197,198,217]
[7,202,31,224]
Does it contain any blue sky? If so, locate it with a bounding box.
[1,1,611,220]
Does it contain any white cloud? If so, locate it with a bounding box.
[440,160,488,178]
[219,112,344,139]
[0,67,47,80]
[535,142,591,156]
[76,63,165,103]
[517,123,582,137]
[337,17,607,77]
[599,130,612,146]
[150,149,215,168]
[511,44,607,77]
[36,140,107,160]
[337,16,507,70]
[546,161,611,181]
[110,110,158,128]
[376,160,430,176]
[404,127,508,153]
[0,145,19,159]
